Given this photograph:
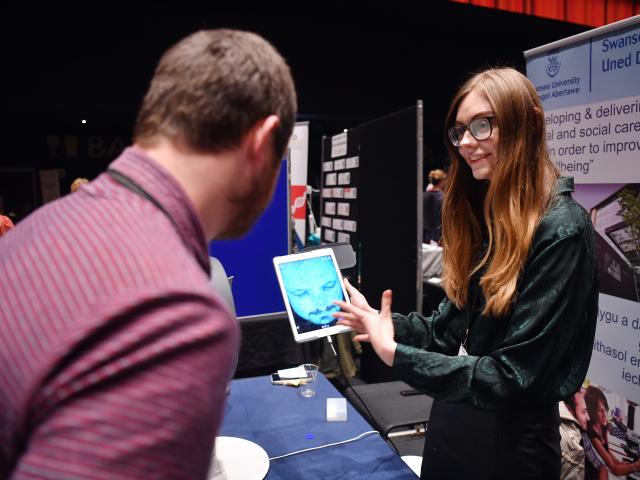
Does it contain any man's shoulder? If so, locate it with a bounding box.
[0,189,212,328]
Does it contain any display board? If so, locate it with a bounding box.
[525,16,639,428]
[289,122,310,250]
[320,102,424,381]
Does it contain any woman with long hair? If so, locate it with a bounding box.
[335,67,599,480]
[584,386,640,478]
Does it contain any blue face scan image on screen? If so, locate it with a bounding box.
[278,255,344,332]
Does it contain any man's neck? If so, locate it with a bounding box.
[134,139,242,240]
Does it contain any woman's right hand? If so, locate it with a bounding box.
[343,278,377,314]
[334,289,397,367]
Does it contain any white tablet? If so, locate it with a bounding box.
[273,248,351,343]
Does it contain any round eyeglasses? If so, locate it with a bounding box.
[447,116,496,147]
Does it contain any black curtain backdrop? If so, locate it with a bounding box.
[4,3,588,215]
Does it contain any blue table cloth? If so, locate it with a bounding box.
[220,374,418,479]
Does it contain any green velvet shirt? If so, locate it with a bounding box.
[392,177,598,411]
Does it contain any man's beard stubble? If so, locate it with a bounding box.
[217,160,280,240]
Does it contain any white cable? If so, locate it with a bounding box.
[268,430,380,461]
[326,335,337,356]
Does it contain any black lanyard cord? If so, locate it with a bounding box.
[106,168,181,234]
[105,168,211,278]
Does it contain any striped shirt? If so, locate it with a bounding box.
[559,402,585,480]
[1,147,239,479]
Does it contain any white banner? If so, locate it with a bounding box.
[289,122,309,247]
[526,17,640,184]
[544,96,639,182]
[526,16,640,436]
[589,293,640,400]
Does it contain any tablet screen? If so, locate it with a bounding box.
[273,249,351,342]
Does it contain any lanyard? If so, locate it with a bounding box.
[459,273,482,355]
[106,169,180,233]
[106,168,208,276]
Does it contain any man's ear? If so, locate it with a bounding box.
[246,115,281,168]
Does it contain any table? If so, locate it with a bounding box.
[220,374,418,479]
[608,433,640,479]
[421,243,443,280]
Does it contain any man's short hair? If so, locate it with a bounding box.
[134,29,297,158]
[564,392,578,413]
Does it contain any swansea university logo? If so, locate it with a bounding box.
[546,51,561,77]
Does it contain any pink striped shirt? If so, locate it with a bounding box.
[0,147,239,479]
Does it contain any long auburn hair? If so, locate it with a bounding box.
[442,68,558,317]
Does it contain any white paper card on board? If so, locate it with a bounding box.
[321,216,332,227]
[325,173,337,186]
[338,172,351,185]
[332,188,344,198]
[333,158,346,170]
[346,156,359,169]
[344,188,357,199]
[323,188,333,198]
[343,220,357,232]
[324,229,336,242]
[331,133,347,158]
[325,202,336,215]
[337,203,350,216]
[337,232,350,243]
[323,161,334,172]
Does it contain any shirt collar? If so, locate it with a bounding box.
[555,176,574,195]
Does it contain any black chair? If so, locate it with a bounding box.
[344,380,433,457]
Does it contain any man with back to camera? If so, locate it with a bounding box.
[0,29,297,479]
[423,169,446,244]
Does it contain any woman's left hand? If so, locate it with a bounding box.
[334,290,397,367]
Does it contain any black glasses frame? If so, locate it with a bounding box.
[448,116,496,147]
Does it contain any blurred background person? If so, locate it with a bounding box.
[0,214,14,237]
[70,177,90,193]
[423,168,446,244]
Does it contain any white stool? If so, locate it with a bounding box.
[401,455,423,477]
